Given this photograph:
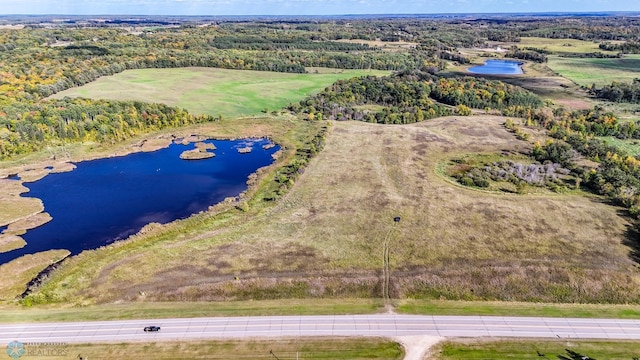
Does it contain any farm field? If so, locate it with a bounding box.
[30,116,640,305]
[547,54,640,87]
[515,36,619,55]
[434,339,640,360]
[337,38,418,52]
[51,67,390,118]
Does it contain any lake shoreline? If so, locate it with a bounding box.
[0,133,278,265]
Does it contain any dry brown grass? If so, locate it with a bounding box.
[6,212,52,235]
[0,179,44,227]
[32,116,640,304]
[0,234,26,253]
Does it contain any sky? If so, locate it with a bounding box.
[0,0,638,16]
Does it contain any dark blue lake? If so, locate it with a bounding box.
[467,59,524,75]
[0,138,279,265]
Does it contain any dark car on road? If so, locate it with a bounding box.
[143,326,161,332]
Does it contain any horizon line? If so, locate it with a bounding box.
[1,11,640,18]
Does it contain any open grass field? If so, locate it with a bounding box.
[0,299,385,322]
[434,339,640,360]
[6,298,640,322]
[336,39,418,52]
[598,136,640,157]
[16,338,403,360]
[26,116,640,306]
[396,299,640,319]
[515,37,619,55]
[547,54,640,87]
[51,67,390,118]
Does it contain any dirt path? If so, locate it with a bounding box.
[395,335,443,360]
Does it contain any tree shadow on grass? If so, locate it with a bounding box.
[587,196,640,265]
[623,222,640,265]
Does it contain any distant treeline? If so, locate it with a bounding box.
[559,52,622,59]
[208,35,373,51]
[599,41,640,54]
[438,51,472,64]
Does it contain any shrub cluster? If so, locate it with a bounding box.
[592,79,640,104]
[453,159,571,191]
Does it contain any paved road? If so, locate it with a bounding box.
[1,314,640,343]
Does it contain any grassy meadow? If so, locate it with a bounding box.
[0,299,385,322]
[0,250,69,299]
[7,298,640,323]
[434,339,640,360]
[51,67,389,118]
[515,37,619,55]
[17,338,403,360]
[396,299,640,319]
[547,54,640,87]
[598,136,640,157]
[26,116,640,306]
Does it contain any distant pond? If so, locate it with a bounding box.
[467,59,524,75]
[0,138,279,265]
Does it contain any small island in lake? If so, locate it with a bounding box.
[179,141,216,160]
